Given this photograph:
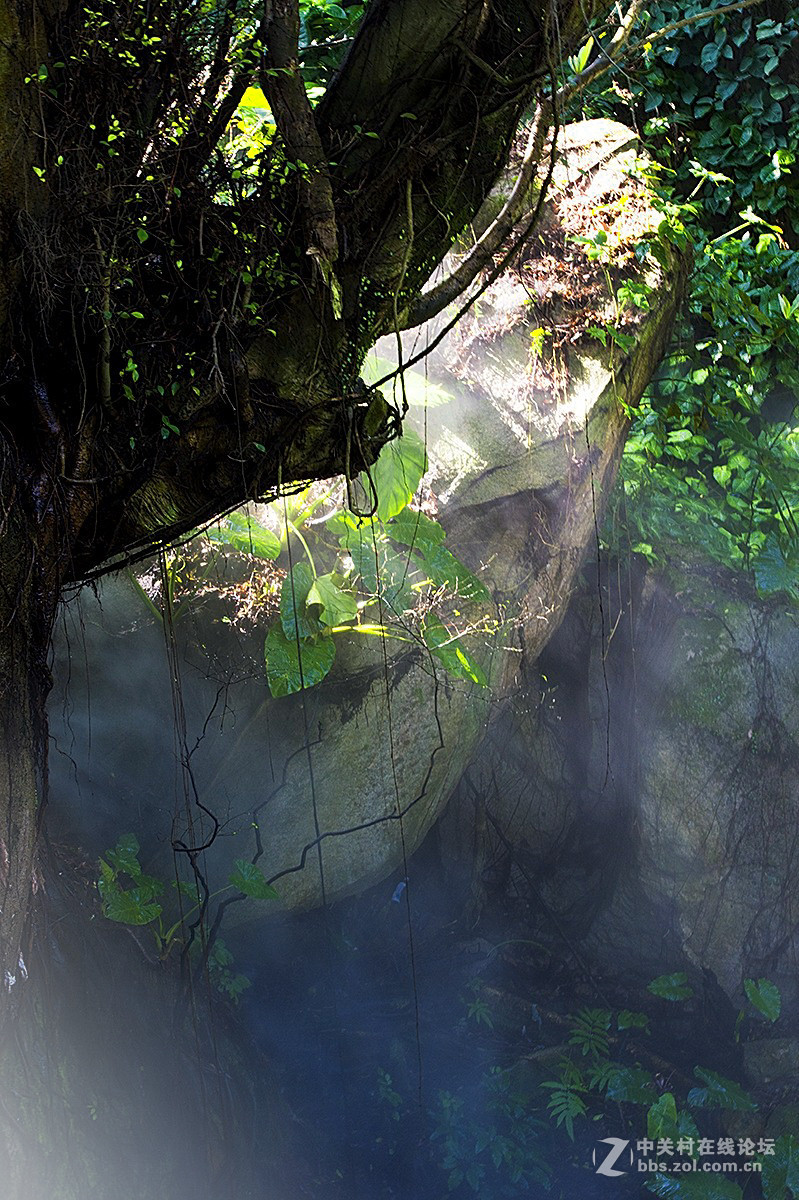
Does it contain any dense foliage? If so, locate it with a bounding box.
[371,972,797,1199]
[570,3,799,593]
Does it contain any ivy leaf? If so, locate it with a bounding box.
[229,860,279,900]
[280,562,323,640]
[687,1067,756,1111]
[207,511,281,559]
[700,41,722,72]
[264,623,335,696]
[422,614,488,687]
[745,977,781,1023]
[362,429,427,521]
[648,972,693,1001]
[306,572,358,626]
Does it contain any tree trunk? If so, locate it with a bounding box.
[0,511,57,1016]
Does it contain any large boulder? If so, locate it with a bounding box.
[443,551,799,1010]
[48,121,686,917]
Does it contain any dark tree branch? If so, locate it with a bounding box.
[260,0,339,274]
[398,0,763,332]
[400,99,553,330]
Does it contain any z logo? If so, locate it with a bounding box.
[592,1137,633,1177]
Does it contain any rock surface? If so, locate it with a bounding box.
[48,121,686,915]
[441,551,799,1009]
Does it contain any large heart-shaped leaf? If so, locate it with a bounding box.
[264,623,335,696]
[361,355,455,408]
[604,1066,657,1105]
[753,536,799,598]
[362,429,427,521]
[385,508,445,554]
[229,860,278,900]
[280,562,323,640]
[387,510,490,604]
[762,1135,799,1199]
[208,511,281,559]
[105,833,143,878]
[745,977,781,1023]
[648,972,693,1001]
[687,1067,756,1111]
[306,573,358,626]
[100,885,162,926]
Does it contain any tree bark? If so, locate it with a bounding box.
[0,504,57,1015]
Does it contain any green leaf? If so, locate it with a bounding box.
[386,512,490,604]
[384,508,446,553]
[345,530,383,590]
[264,623,335,696]
[745,977,781,1022]
[604,1066,657,1105]
[647,1174,743,1200]
[648,972,693,1001]
[569,1007,611,1056]
[327,509,374,549]
[306,572,358,626]
[239,86,271,111]
[361,356,455,408]
[647,1092,678,1140]
[617,1009,651,1033]
[362,429,427,520]
[105,833,142,877]
[753,536,799,598]
[575,35,594,73]
[207,511,281,559]
[101,888,163,926]
[421,544,491,603]
[762,1134,799,1199]
[229,860,279,900]
[687,1067,756,1111]
[422,614,488,687]
[353,541,417,611]
[280,562,323,640]
[700,41,721,72]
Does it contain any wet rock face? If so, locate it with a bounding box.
[48,121,685,915]
[635,568,799,1003]
[442,554,799,1010]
